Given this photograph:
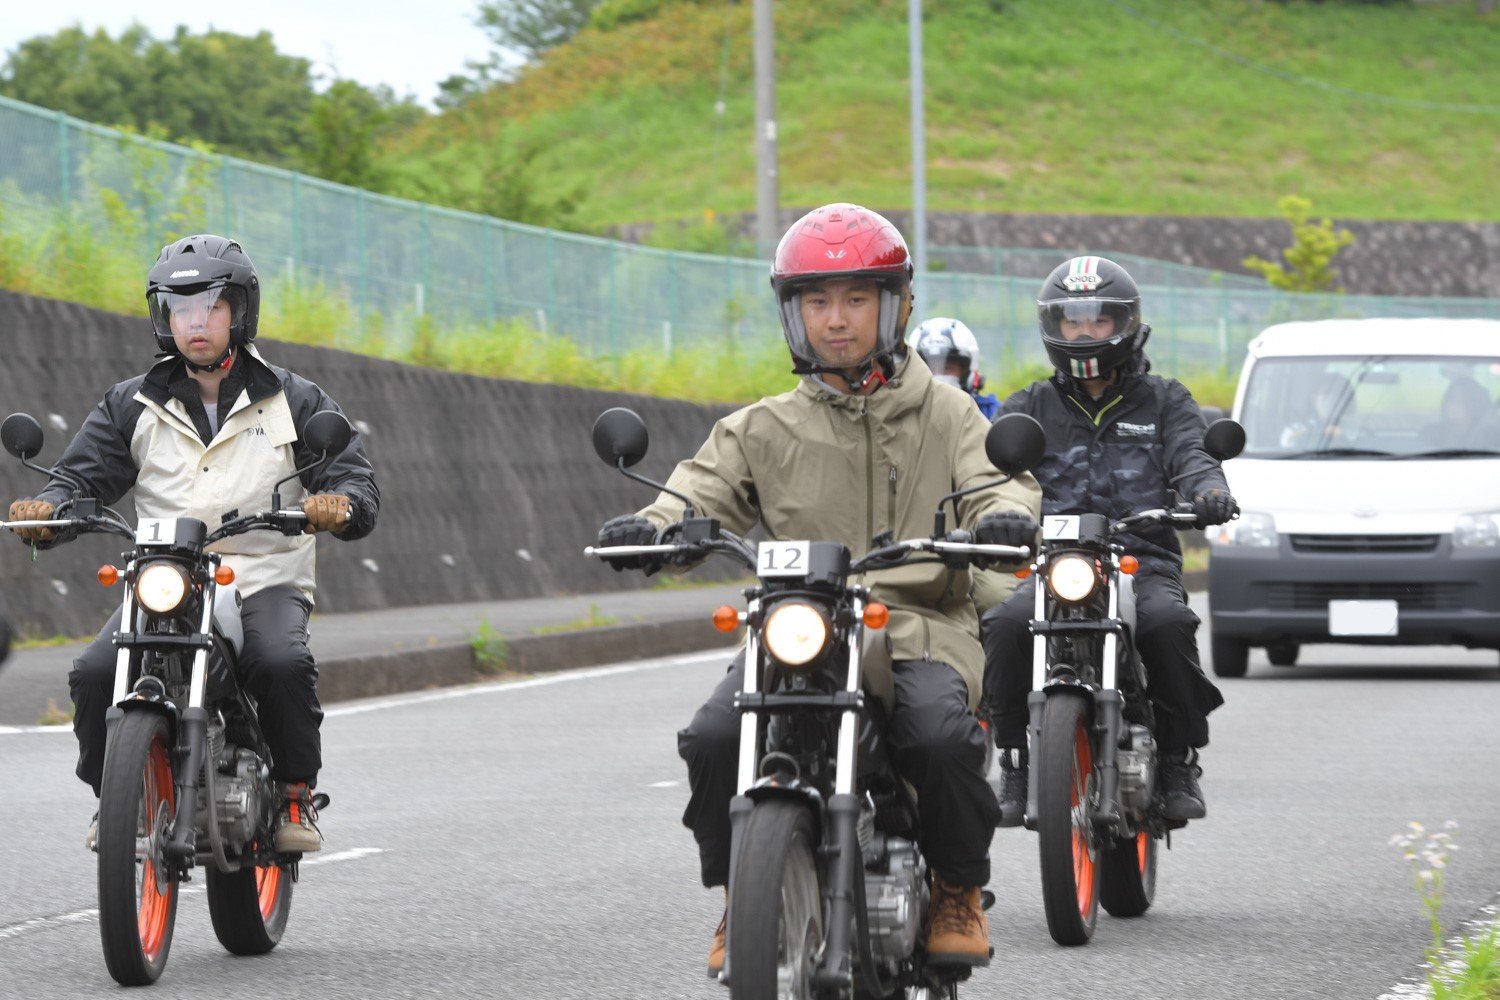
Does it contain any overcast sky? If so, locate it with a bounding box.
[0,0,497,108]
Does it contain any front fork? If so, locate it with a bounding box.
[1025,570,1126,834]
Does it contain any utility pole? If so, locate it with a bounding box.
[909,0,927,308]
[754,0,779,258]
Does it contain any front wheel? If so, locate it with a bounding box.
[1035,694,1100,946]
[97,711,179,985]
[207,859,294,955]
[1210,636,1249,678]
[1099,830,1158,917]
[728,800,823,1000]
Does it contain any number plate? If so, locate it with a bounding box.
[1042,515,1081,541]
[1328,600,1399,637]
[757,540,810,578]
[135,518,175,545]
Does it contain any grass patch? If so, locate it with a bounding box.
[13,632,92,651]
[37,699,73,726]
[528,603,620,635]
[469,620,510,675]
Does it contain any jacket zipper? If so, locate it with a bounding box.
[862,406,875,546]
[888,465,897,534]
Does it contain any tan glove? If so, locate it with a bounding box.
[302,493,352,534]
[7,499,56,542]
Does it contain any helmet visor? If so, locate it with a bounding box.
[1039,297,1139,343]
[148,286,246,341]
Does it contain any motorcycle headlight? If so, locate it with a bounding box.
[762,602,831,667]
[135,562,190,615]
[1455,511,1500,549]
[1046,554,1099,604]
[1207,510,1278,548]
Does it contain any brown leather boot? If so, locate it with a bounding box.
[924,876,991,966]
[707,904,727,978]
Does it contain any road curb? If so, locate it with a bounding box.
[316,615,730,704]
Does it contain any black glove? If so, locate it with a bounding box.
[1192,489,1239,529]
[596,514,662,573]
[973,511,1038,570]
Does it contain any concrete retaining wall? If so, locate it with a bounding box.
[0,288,736,638]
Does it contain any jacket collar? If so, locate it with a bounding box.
[796,349,929,418]
[141,344,284,409]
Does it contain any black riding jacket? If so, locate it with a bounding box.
[996,355,1228,576]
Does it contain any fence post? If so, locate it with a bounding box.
[56,111,70,209]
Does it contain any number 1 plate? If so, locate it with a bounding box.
[757,540,810,578]
[135,518,175,545]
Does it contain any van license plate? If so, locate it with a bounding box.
[1328,600,1398,636]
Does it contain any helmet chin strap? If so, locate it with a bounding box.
[792,349,899,392]
[183,345,234,374]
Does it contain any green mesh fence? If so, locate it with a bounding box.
[1,94,1496,378]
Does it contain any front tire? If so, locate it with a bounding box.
[1099,830,1158,917]
[1035,694,1100,946]
[1210,637,1249,678]
[97,711,179,985]
[207,860,294,955]
[728,800,823,1000]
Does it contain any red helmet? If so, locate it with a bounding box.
[770,204,914,374]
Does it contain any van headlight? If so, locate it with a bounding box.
[135,562,191,615]
[763,602,831,666]
[1207,510,1278,548]
[1046,554,1099,604]
[1455,511,1500,548]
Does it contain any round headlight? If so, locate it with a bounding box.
[135,562,190,615]
[1046,554,1099,604]
[762,602,831,667]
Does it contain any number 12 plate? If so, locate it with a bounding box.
[757,540,810,578]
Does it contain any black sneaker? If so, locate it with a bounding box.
[1160,749,1206,821]
[994,749,1027,828]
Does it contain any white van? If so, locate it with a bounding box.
[1206,318,1500,677]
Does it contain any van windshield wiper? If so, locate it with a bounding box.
[1394,448,1500,459]
[1278,447,1395,459]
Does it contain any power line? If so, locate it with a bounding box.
[1098,0,1500,115]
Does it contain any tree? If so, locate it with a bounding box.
[474,0,603,65]
[302,80,426,187]
[1243,195,1356,293]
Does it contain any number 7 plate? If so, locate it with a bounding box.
[757,540,810,578]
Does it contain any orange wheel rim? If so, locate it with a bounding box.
[1136,830,1149,874]
[256,865,283,921]
[137,733,175,961]
[1070,722,1096,916]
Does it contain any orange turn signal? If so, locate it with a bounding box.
[712,605,740,633]
[1014,567,1032,580]
[862,602,890,630]
[97,565,120,587]
[215,565,236,586]
[1119,555,1140,575]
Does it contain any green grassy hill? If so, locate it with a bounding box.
[380,0,1500,231]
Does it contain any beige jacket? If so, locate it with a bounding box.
[640,351,1040,705]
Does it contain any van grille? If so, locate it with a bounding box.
[1289,534,1440,554]
[1264,582,1468,611]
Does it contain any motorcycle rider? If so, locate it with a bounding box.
[6,234,379,854]
[596,204,1041,973]
[980,255,1237,827]
[909,317,1000,419]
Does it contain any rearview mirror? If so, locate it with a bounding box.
[1,413,44,461]
[592,408,649,469]
[1203,418,1246,462]
[303,411,353,456]
[984,413,1046,477]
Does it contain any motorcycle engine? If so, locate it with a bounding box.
[863,837,926,963]
[1116,723,1157,819]
[198,746,272,852]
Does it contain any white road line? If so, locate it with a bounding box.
[0,649,733,736]
[324,648,729,718]
[0,848,385,944]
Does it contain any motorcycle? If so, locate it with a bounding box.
[0,408,350,985]
[585,406,1045,1000]
[1020,417,1245,946]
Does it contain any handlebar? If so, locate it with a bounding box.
[2,507,311,546]
[585,531,1033,575]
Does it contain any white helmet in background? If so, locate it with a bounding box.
[909,317,983,393]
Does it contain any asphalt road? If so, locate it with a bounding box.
[1,600,1497,999]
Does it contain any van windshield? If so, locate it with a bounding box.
[1239,355,1500,459]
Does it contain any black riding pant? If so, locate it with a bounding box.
[677,652,1001,890]
[70,584,323,795]
[980,573,1224,753]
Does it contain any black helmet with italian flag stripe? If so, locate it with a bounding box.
[1036,255,1148,380]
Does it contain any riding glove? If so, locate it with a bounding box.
[303,493,353,534]
[7,499,56,542]
[597,514,662,573]
[1192,489,1239,529]
[973,511,1038,570]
